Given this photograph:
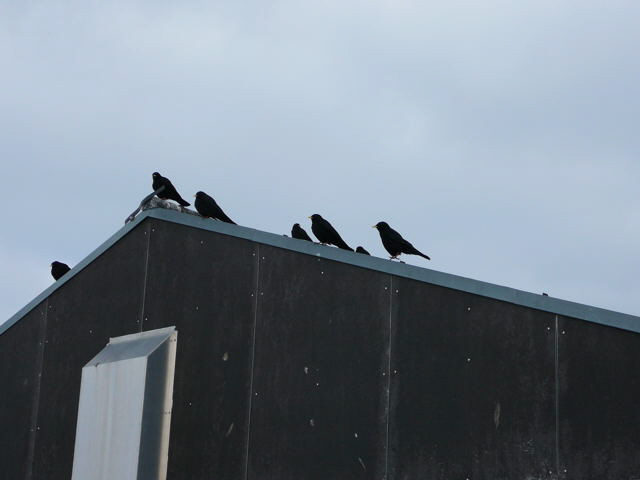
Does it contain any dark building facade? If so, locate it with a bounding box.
[1,207,639,480]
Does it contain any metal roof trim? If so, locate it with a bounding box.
[0,218,146,335]
[142,208,640,333]
[2,206,638,335]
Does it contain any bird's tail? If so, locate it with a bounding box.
[220,213,236,225]
[337,242,354,252]
[178,198,191,207]
[419,252,431,261]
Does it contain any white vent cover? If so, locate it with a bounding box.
[71,326,177,480]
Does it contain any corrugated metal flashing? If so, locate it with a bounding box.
[2,205,639,335]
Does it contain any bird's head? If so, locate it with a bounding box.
[373,221,389,230]
[152,172,160,178]
[309,214,322,221]
[194,191,204,198]
[293,223,301,227]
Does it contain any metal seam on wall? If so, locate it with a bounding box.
[243,243,261,480]
[555,314,560,477]
[383,275,393,480]
[25,300,48,480]
[139,222,152,333]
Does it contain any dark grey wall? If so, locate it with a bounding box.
[1,216,640,480]
[0,301,46,480]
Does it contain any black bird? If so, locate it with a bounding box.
[355,246,370,255]
[309,214,353,251]
[291,223,313,242]
[152,172,190,207]
[373,222,430,261]
[51,261,71,280]
[194,191,236,224]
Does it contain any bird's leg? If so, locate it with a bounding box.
[389,255,399,260]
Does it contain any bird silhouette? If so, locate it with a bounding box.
[152,172,190,206]
[291,223,313,241]
[355,246,370,255]
[309,214,353,251]
[51,261,71,280]
[194,191,236,224]
[373,222,430,261]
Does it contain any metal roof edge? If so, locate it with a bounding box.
[144,207,640,333]
[2,206,639,335]
[0,216,149,335]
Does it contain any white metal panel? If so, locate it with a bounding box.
[155,329,177,479]
[71,327,177,480]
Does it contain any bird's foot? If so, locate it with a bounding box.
[389,256,405,264]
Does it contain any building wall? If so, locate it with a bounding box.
[1,216,639,479]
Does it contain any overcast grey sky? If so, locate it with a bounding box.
[1,1,639,324]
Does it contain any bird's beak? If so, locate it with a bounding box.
[372,225,377,229]
[193,194,196,198]
[308,216,312,219]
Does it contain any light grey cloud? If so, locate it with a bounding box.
[1,1,639,323]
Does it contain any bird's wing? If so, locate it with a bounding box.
[164,182,180,198]
[323,221,351,248]
[218,211,236,224]
[205,195,234,223]
[330,229,352,250]
[386,227,406,244]
[293,226,311,240]
[311,221,327,242]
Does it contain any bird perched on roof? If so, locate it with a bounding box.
[291,223,313,241]
[194,191,236,224]
[309,214,353,251]
[51,261,71,280]
[152,172,190,207]
[373,222,430,261]
[355,246,370,255]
